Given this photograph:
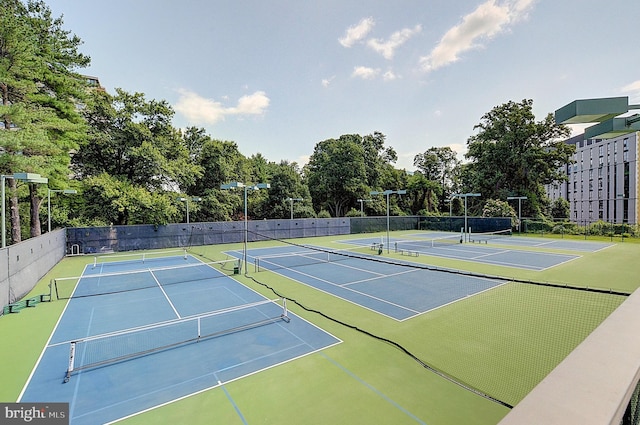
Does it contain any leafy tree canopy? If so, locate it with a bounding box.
[464,99,573,217]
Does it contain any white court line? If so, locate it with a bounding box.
[149,269,181,319]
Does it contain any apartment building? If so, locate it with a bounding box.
[547,131,638,224]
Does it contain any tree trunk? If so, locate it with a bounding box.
[8,178,21,244]
[29,184,41,237]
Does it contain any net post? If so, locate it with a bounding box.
[197,317,201,342]
[281,298,290,323]
[53,279,60,301]
[255,258,260,273]
[65,342,76,383]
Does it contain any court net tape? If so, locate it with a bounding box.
[253,245,372,272]
[64,298,289,382]
[468,229,512,243]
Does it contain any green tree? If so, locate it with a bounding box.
[482,199,517,228]
[305,132,399,217]
[551,197,570,219]
[254,160,312,219]
[464,99,573,217]
[74,89,201,224]
[406,172,441,214]
[76,89,199,190]
[83,173,177,225]
[413,146,460,211]
[189,137,248,222]
[305,136,368,217]
[1,0,89,243]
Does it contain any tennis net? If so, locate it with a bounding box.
[254,245,372,272]
[92,249,187,269]
[469,229,512,243]
[64,298,289,382]
[394,234,463,253]
[52,258,240,300]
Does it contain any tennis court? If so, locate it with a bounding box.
[342,232,583,271]
[18,253,340,425]
[235,245,507,321]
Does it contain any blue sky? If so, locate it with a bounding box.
[46,0,640,170]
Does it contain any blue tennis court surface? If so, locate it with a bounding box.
[238,245,507,321]
[342,234,584,271]
[19,254,340,425]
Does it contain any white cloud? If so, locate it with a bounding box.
[174,89,269,124]
[383,70,399,81]
[419,0,535,73]
[352,66,380,80]
[228,91,270,115]
[322,75,336,88]
[367,25,422,60]
[339,17,375,47]
[621,80,640,102]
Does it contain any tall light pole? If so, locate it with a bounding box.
[286,197,303,220]
[357,199,372,217]
[2,173,48,248]
[221,182,270,273]
[370,189,406,253]
[48,189,77,232]
[177,196,202,224]
[507,196,527,232]
[452,193,481,242]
